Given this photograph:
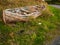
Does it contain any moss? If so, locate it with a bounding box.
[0,0,60,45]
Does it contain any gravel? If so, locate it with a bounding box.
[51,37,60,45]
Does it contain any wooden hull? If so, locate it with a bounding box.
[3,5,45,23]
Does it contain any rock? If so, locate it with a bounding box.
[51,37,60,45]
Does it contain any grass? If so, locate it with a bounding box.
[0,0,60,45]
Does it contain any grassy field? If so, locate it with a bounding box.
[0,0,60,45]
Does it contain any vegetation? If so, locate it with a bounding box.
[46,0,60,5]
[0,0,60,45]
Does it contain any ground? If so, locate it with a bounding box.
[0,1,60,45]
[50,5,60,8]
[0,6,60,45]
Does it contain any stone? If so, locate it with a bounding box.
[51,37,60,45]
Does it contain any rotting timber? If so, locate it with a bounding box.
[3,5,46,24]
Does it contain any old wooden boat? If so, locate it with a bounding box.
[3,5,45,23]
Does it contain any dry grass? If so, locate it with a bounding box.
[0,0,60,45]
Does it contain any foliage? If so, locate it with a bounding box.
[0,0,60,45]
[46,0,60,5]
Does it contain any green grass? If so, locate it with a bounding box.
[0,6,60,45]
[0,1,60,45]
